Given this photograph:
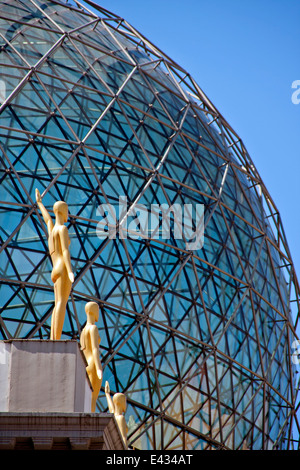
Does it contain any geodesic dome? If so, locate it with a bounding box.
[0,0,300,450]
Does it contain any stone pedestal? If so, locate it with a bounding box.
[0,340,127,450]
[0,340,91,413]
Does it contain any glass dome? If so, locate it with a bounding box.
[0,0,300,450]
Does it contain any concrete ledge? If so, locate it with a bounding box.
[0,412,126,450]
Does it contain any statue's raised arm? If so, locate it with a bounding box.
[105,380,114,414]
[35,188,54,236]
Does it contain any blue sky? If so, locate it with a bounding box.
[97,0,300,277]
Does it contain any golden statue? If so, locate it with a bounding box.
[105,380,128,448]
[35,188,74,340]
[80,302,103,413]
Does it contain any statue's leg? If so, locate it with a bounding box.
[90,373,102,413]
[50,282,57,340]
[51,270,71,340]
[50,311,55,340]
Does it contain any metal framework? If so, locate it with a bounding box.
[0,0,300,450]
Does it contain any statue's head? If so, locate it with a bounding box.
[113,393,127,413]
[53,200,68,222]
[85,301,99,322]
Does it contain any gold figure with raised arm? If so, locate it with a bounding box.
[80,302,103,412]
[35,188,74,340]
[105,380,128,448]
